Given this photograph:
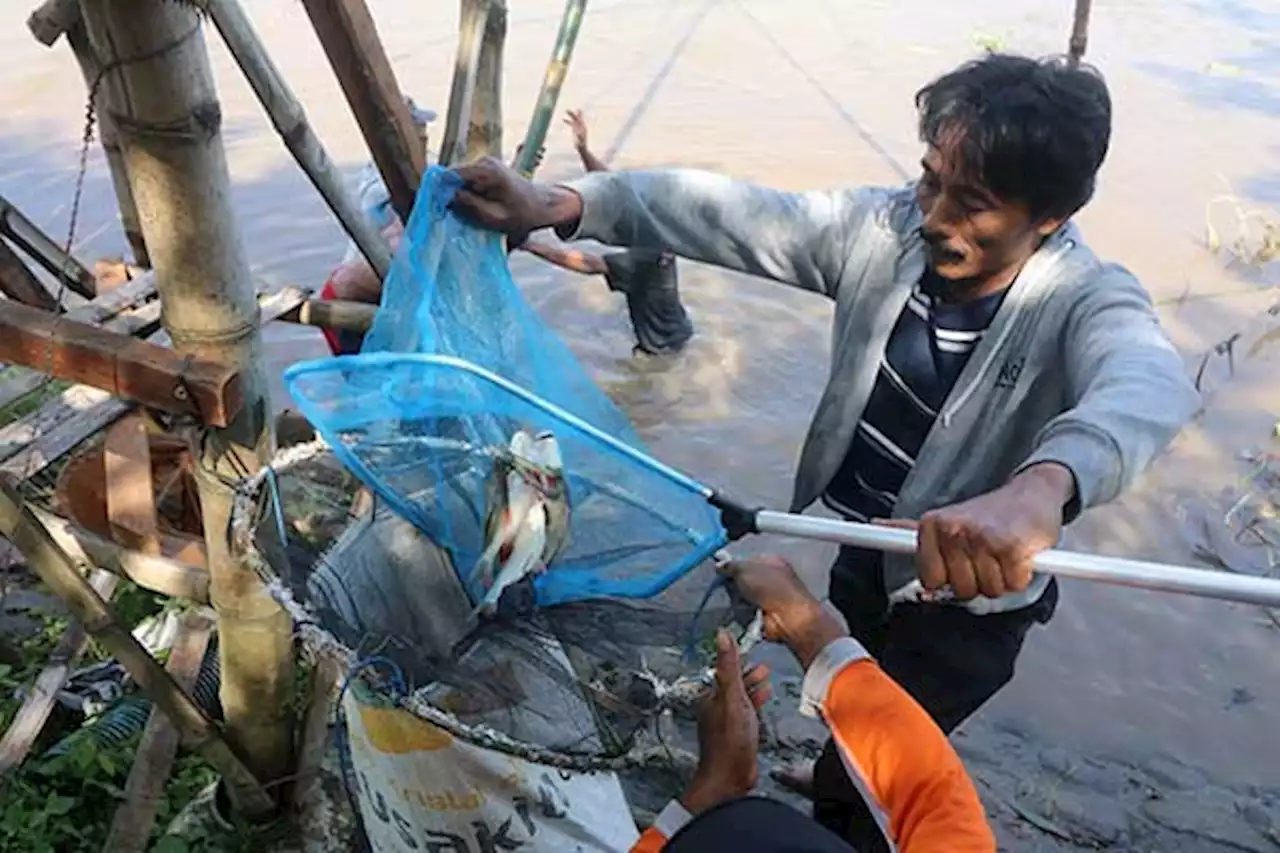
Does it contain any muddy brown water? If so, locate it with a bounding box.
[2,0,1279,848]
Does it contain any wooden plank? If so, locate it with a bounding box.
[104,415,161,555]
[63,270,156,326]
[0,287,309,484]
[0,287,162,415]
[0,239,58,311]
[0,192,95,299]
[0,299,245,427]
[0,569,118,775]
[102,611,215,853]
[0,304,163,463]
[299,0,423,223]
[33,507,209,602]
[287,655,342,808]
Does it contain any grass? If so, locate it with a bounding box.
[0,378,72,429]
[0,581,261,851]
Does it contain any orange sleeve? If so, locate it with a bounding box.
[811,639,995,852]
[629,826,667,853]
[627,799,692,852]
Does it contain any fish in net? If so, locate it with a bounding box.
[235,165,757,773]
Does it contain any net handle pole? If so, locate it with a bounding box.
[752,510,1280,608]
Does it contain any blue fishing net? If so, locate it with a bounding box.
[285,166,726,610]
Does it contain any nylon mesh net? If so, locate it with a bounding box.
[245,166,748,767]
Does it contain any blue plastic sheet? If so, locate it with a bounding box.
[285,167,726,607]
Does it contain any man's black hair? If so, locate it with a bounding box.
[915,53,1112,222]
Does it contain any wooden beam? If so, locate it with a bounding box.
[0,569,118,775]
[0,300,244,427]
[0,288,306,485]
[0,481,273,814]
[0,192,95,299]
[299,0,424,223]
[103,611,215,853]
[0,297,162,415]
[104,415,162,555]
[34,507,209,602]
[0,239,58,311]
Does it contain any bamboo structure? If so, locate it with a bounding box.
[467,0,508,162]
[0,238,58,311]
[203,0,391,279]
[0,482,273,814]
[1068,0,1092,66]
[439,0,492,167]
[78,0,292,816]
[515,0,588,177]
[300,0,424,224]
[68,25,151,269]
[0,191,96,298]
[27,0,150,267]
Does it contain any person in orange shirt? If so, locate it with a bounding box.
[632,556,995,852]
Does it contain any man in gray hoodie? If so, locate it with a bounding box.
[450,53,1198,846]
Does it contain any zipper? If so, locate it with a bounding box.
[938,236,1076,427]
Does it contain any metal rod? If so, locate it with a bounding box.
[514,0,588,177]
[754,511,1280,608]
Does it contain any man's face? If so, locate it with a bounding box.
[915,145,1062,288]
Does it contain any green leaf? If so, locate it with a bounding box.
[47,795,76,816]
[152,836,192,853]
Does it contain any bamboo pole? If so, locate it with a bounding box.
[27,0,148,267]
[68,27,151,268]
[514,0,588,177]
[203,0,390,279]
[0,481,273,813]
[467,0,507,162]
[300,0,424,224]
[439,0,491,167]
[78,0,292,817]
[1067,0,1092,66]
[281,296,378,334]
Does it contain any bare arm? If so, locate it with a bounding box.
[576,143,610,174]
[519,239,609,276]
[565,109,610,173]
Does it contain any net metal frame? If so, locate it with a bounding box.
[230,437,762,772]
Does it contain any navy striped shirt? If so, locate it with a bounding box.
[823,272,1007,527]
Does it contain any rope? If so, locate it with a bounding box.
[227,439,718,772]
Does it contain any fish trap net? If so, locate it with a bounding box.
[229,165,755,772]
[231,438,754,771]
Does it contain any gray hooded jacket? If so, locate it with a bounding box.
[564,169,1200,613]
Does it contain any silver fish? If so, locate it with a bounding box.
[470,429,572,617]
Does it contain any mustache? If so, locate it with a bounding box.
[919,229,964,258]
